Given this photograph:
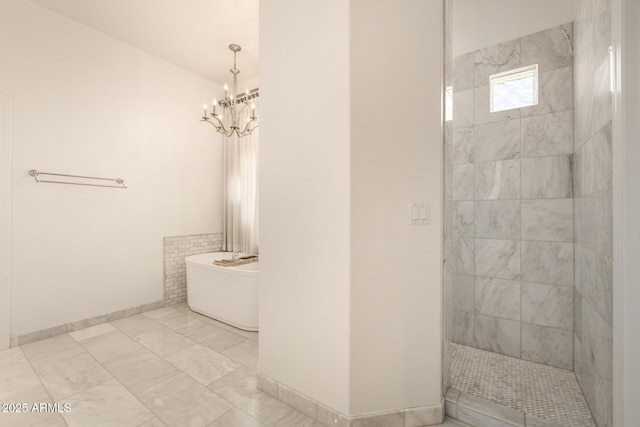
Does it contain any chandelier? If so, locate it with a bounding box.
[201,44,259,138]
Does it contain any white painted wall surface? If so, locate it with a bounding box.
[260,0,443,417]
[453,0,577,56]
[0,0,223,335]
[259,0,352,415]
[349,0,443,414]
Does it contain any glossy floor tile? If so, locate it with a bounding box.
[0,303,361,427]
[1,304,484,426]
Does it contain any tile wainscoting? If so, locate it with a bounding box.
[163,233,223,305]
[10,232,223,347]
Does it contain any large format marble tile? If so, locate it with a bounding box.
[223,340,259,369]
[520,23,573,72]
[521,155,573,199]
[165,344,241,386]
[475,277,520,321]
[474,39,521,87]
[143,306,180,320]
[474,314,521,358]
[179,321,228,342]
[110,314,166,338]
[474,159,520,200]
[521,199,573,242]
[453,164,474,201]
[138,373,233,427]
[521,282,573,330]
[0,348,42,400]
[521,241,574,286]
[475,239,520,280]
[139,418,168,427]
[474,201,520,240]
[80,330,143,364]
[35,352,113,401]
[0,385,67,427]
[574,191,613,256]
[154,311,208,333]
[474,86,521,125]
[21,334,85,369]
[275,410,324,427]
[61,380,153,427]
[594,377,613,427]
[69,323,116,342]
[453,127,474,164]
[451,274,475,313]
[521,111,573,158]
[521,67,573,117]
[210,408,265,427]
[452,201,474,238]
[134,327,196,357]
[210,366,296,426]
[103,348,179,394]
[521,323,573,370]
[574,122,612,197]
[451,310,474,347]
[448,238,474,275]
[453,89,474,128]
[454,52,475,92]
[199,327,248,353]
[473,119,520,161]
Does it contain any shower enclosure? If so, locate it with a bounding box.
[443,1,613,426]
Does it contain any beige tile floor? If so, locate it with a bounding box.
[0,303,463,427]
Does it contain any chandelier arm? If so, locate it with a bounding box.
[201,118,225,132]
[239,119,258,136]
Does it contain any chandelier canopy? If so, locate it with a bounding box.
[201,44,259,138]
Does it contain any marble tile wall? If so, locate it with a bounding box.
[445,23,575,370]
[573,0,613,425]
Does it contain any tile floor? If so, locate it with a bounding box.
[449,343,595,426]
[0,304,460,427]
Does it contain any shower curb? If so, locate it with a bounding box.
[446,387,572,427]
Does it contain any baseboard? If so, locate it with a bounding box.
[257,373,445,427]
[10,299,166,347]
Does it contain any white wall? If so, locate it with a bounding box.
[453,0,576,56]
[259,0,352,415]
[349,0,443,414]
[260,0,443,417]
[0,0,223,335]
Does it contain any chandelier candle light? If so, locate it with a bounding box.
[201,44,259,138]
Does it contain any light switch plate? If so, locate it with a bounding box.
[409,203,429,225]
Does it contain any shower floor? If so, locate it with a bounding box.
[448,343,595,427]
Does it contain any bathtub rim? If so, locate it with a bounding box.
[185,252,258,277]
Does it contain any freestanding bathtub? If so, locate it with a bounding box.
[185,252,258,331]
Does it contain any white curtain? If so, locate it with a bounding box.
[222,103,259,255]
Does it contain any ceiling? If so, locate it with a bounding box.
[30,0,259,85]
